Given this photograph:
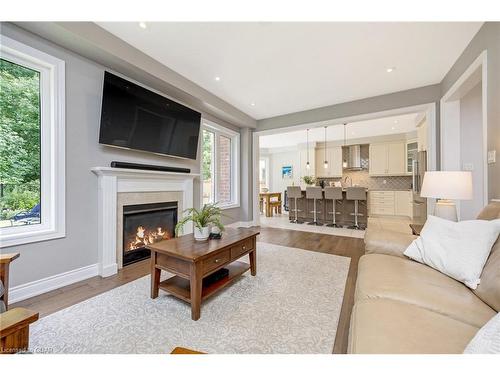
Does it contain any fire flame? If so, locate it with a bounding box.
[127,226,170,251]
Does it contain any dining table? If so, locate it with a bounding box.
[259,192,282,217]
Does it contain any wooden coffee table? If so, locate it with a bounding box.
[147,227,260,320]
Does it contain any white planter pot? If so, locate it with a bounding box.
[194,226,210,241]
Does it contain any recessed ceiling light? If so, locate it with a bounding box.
[386,67,396,73]
[394,120,398,124]
[214,76,221,81]
[139,22,147,29]
[391,126,396,130]
[250,102,256,106]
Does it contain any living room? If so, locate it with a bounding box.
[1,1,500,373]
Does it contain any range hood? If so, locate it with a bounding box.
[345,145,362,170]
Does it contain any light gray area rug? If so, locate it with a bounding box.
[30,242,350,354]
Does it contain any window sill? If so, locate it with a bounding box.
[219,203,241,211]
[0,226,65,248]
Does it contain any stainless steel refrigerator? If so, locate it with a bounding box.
[411,151,427,224]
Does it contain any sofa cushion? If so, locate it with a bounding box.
[348,299,479,354]
[471,202,500,312]
[364,228,416,258]
[476,201,500,220]
[474,238,500,312]
[356,254,496,328]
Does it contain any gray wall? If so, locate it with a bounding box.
[441,22,500,199]
[460,83,484,219]
[257,84,441,131]
[1,23,245,287]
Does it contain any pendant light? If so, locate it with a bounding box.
[306,128,310,169]
[323,126,328,169]
[342,123,348,169]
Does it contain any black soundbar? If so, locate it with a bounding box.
[110,161,191,174]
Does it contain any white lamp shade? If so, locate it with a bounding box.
[420,171,473,200]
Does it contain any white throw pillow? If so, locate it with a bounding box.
[464,312,500,354]
[404,215,500,289]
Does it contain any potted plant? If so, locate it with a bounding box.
[302,175,316,186]
[175,203,225,241]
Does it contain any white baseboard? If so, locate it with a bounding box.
[226,220,256,228]
[9,263,99,304]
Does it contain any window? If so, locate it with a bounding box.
[201,120,239,209]
[259,157,269,191]
[0,35,65,247]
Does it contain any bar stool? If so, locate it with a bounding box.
[346,187,366,230]
[324,186,343,228]
[287,186,303,224]
[306,186,323,226]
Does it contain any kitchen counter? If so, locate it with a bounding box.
[299,187,368,192]
[368,188,412,191]
[288,189,368,226]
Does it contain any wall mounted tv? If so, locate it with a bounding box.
[99,71,201,160]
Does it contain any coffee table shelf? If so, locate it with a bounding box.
[159,261,251,303]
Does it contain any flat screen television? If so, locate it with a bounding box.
[99,71,201,160]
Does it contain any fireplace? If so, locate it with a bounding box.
[122,201,177,266]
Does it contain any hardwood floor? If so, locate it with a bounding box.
[11,226,364,354]
[11,260,151,317]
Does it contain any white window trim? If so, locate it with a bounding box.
[0,35,65,248]
[200,119,240,210]
[259,156,270,189]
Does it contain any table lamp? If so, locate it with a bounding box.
[420,171,473,221]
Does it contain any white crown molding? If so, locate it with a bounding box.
[9,263,99,304]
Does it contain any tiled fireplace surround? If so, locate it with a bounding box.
[91,167,198,277]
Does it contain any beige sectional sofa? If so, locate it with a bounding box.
[348,202,500,354]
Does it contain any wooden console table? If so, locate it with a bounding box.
[147,228,259,320]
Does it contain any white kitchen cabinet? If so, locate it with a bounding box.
[315,146,342,178]
[394,191,412,216]
[387,142,406,174]
[368,144,388,175]
[369,191,395,215]
[369,190,412,217]
[369,141,406,176]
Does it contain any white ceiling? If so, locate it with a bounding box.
[97,22,482,120]
[259,112,420,148]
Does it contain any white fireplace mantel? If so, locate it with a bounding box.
[91,167,199,277]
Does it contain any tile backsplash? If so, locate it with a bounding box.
[322,171,412,190]
[319,144,413,190]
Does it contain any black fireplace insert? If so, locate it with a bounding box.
[122,201,177,266]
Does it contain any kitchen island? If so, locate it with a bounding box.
[287,188,368,227]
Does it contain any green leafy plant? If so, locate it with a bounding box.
[1,58,42,216]
[175,203,225,237]
[302,176,316,186]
